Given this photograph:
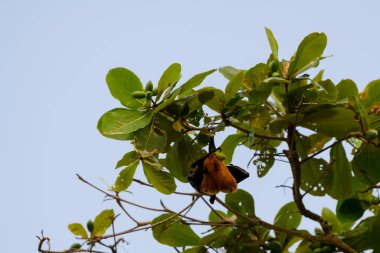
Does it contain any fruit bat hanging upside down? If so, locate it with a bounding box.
[187,137,249,204]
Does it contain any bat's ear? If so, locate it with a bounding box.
[227,165,249,183]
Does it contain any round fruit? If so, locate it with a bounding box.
[145,91,153,100]
[87,220,94,233]
[145,81,153,91]
[70,243,81,249]
[132,91,147,99]
[365,129,378,139]
[268,240,282,253]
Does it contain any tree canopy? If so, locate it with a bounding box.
[38,28,380,253]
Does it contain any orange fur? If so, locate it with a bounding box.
[199,154,237,195]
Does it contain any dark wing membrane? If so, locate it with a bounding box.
[187,168,204,192]
[188,159,205,192]
[227,164,249,183]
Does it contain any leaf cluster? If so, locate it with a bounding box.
[46,28,380,253]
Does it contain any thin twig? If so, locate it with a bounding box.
[301,132,362,164]
[201,196,225,220]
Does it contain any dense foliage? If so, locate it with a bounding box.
[38,28,380,253]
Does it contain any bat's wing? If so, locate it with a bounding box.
[188,147,222,192]
[227,164,249,183]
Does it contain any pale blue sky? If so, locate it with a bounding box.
[1,1,380,252]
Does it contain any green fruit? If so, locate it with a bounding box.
[152,87,158,96]
[268,240,282,253]
[145,91,153,100]
[145,81,154,91]
[365,129,378,139]
[321,245,334,253]
[313,248,322,253]
[132,91,146,99]
[271,72,280,77]
[70,243,81,249]
[87,220,94,233]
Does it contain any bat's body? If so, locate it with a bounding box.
[188,142,249,203]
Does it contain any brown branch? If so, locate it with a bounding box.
[37,236,107,253]
[115,193,139,225]
[132,178,198,196]
[284,126,357,253]
[76,174,164,212]
[360,184,380,193]
[100,196,200,240]
[201,196,225,220]
[286,126,331,232]
[214,197,357,253]
[223,118,286,141]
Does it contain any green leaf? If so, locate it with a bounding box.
[106,68,144,109]
[68,223,88,239]
[295,240,313,253]
[208,210,229,222]
[182,246,208,253]
[265,27,279,60]
[166,136,206,182]
[92,209,115,237]
[98,108,153,139]
[245,63,269,90]
[336,79,358,100]
[219,66,241,80]
[220,134,245,164]
[143,161,176,194]
[327,143,352,199]
[300,107,359,138]
[154,88,181,113]
[300,158,330,196]
[322,208,341,233]
[157,63,181,100]
[253,148,275,178]
[225,189,255,218]
[199,87,225,113]
[134,122,167,152]
[274,202,302,229]
[115,151,139,169]
[336,198,365,223]
[156,114,182,143]
[287,33,327,78]
[152,213,200,247]
[225,229,265,253]
[360,79,380,108]
[313,70,325,82]
[352,144,380,185]
[97,112,133,140]
[197,89,214,104]
[180,69,217,94]
[318,79,338,102]
[306,133,331,155]
[114,160,139,192]
[369,214,380,252]
[225,71,244,103]
[199,227,231,248]
[343,216,374,252]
